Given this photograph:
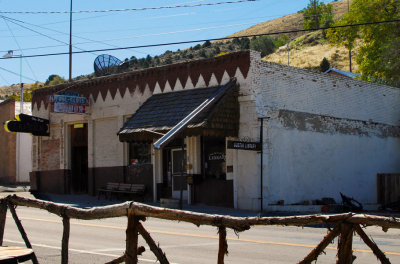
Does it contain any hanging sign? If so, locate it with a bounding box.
[227,140,261,151]
[4,113,49,136]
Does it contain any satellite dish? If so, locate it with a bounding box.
[94,54,125,77]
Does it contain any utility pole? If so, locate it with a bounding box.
[348,0,352,72]
[69,0,73,80]
[287,43,290,66]
[313,0,319,29]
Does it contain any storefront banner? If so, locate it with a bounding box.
[47,94,89,106]
[54,102,86,114]
[51,94,87,105]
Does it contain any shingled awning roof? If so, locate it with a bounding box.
[118,78,239,143]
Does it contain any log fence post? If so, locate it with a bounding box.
[7,201,39,264]
[0,199,8,246]
[299,224,341,264]
[62,215,70,264]
[354,225,391,264]
[126,209,139,264]
[137,222,169,264]
[337,223,355,264]
[217,226,228,264]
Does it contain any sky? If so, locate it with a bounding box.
[0,0,335,87]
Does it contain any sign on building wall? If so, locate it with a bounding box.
[227,140,261,151]
[47,91,89,114]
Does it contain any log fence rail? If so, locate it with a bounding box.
[0,194,399,264]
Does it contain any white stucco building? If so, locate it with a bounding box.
[30,51,400,211]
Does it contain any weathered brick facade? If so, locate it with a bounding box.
[0,99,16,183]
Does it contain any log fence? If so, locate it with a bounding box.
[0,194,400,264]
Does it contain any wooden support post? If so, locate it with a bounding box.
[337,223,355,264]
[62,216,70,264]
[7,202,39,264]
[0,200,8,246]
[126,209,139,264]
[354,225,391,264]
[217,226,228,264]
[8,202,32,249]
[138,222,169,264]
[299,224,341,264]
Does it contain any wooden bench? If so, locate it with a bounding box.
[98,183,146,201]
[0,246,37,264]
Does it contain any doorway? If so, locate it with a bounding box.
[160,138,187,200]
[70,123,88,193]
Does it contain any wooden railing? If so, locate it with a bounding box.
[1,194,400,264]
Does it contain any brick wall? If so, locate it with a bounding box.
[39,139,60,170]
[0,99,16,183]
[259,61,400,126]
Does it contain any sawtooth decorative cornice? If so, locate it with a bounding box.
[32,51,250,110]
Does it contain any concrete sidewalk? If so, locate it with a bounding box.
[0,185,260,217]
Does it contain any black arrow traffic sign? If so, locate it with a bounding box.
[4,113,49,136]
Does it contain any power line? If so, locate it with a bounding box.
[1,15,99,57]
[0,18,398,60]
[0,16,283,52]
[2,17,39,81]
[0,0,258,14]
[0,66,37,82]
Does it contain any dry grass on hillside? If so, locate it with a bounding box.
[228,0,352,39]
[0,83,41,99]
[264,43,358,72]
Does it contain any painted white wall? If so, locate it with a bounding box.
[16,133,31,182]
[263,121,400,206]
[15,102,32,183]
[233,51,400,211]
[93,118,123,167]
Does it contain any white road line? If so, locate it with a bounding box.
[3,239,180,263]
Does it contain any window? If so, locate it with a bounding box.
[128,143,151,164]
[204,137,226,180]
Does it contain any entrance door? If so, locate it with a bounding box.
[70,124,88,193]
[161,147,186,199]
[171,148,186,199]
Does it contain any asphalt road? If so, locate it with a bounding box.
[3,206,400,263]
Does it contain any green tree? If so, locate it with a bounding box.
[326,0,400,86]
[319,57,331,72]
[45,74,65,86]
[302,0,334,30]
[250,36,276,57]
[273,35,289,48]
[239,37,250,49]
[202,40,211,48]
[193,44,201,50]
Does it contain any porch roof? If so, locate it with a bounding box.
[118,78,239,143]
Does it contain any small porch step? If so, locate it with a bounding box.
[160,198,180,209]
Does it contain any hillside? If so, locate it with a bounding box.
[228,0,352,39]
[0,83,42,100]
[230,0,357,72]
[264,31,359,72]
